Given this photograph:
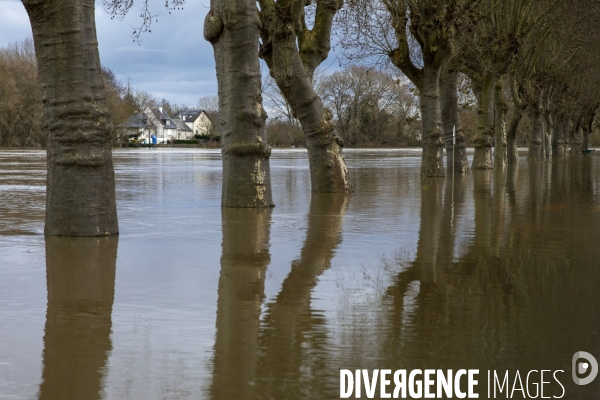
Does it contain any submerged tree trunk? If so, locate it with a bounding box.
[494,81,508,168]
[552,115,569,158]
[420,65,445,177]
[258,0,351,193]
[204,0,274,207]
[23,0,118,236]
[507,106,524,165]
[529,104,545,160]
[582,116,591,151]
[262,45,351,192]
[472,74,496,169]
[582,110,595,151]
[544,112,554,159]
[440,62,468,173]
[570,116,583,156]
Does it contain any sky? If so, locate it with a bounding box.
[0,0,217,107]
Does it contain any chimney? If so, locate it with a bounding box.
[159,106,163,113]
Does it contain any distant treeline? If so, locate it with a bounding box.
[263,65,600,149]
[0,39,214,148]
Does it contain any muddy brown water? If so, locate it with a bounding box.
[1,149,600,399]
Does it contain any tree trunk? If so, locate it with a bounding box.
[23,0,118,236]
[528,105,544,160]
[260,41,351,193]
[583,117,591,151]
[507,106,524,164]
[440,62,468,174]
[420,64,445,177]
[494,81,508,168]
[552,115,568,158]
[258,1,352,193]
[544,112,554,159]
[570,116,583,156]
[204,0,274,207]
[472,73,495,169]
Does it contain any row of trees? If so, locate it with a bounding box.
[342,0,600,175]
[19,0,600,234]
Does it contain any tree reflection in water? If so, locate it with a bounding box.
[210,195,348,399]
[38,237,118,400]
[210,159,600,399]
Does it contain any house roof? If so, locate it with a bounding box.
[174,109,210,123]
[172,118,193,132]
[118,113,148,129]
[149,107,178,129]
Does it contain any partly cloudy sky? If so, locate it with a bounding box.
[0,0,216,107]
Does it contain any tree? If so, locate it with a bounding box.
[320,65,419,147]
[440,58,469,173]
[197,95,219,113]
[258,0,353,193]
[458,0,541,168]
[102,66,138,145]
[0,38,45,148]
[344,0,479,176]
[23,0,119,236]
[204,0,274,207]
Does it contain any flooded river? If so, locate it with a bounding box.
[1,149,600,399]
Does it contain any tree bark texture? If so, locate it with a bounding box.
[23,0,118,236]
[472,74,496,169]
[494,81,508,168]
[507,106,524,165]
[204,0,274,207]
[544,112,554,159]
[570,116,583,156]
[582,111,595,151]
[440,62,468,173]
[552,115,569,158]
[258,1,352,193]
[419,65,445,177]
[528,104,545,160]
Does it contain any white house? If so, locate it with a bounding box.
[118,107,198,144]
[144,107,178,144]
[174,110,214,138]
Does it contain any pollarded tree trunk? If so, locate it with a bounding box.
[543,112,553,159]
[507,106,524,165]
[582,111,595,151]
[23,0,118,236]
[494,81,508,168]
[552,115,568,158]
[259,9,352,193]
[472,74,496,169]
[528,104,545,160]
[265,49,351,193]
[440,61,468,174]
[204,0,274,207]
[570,116,583,156]
[420,65,445,177]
